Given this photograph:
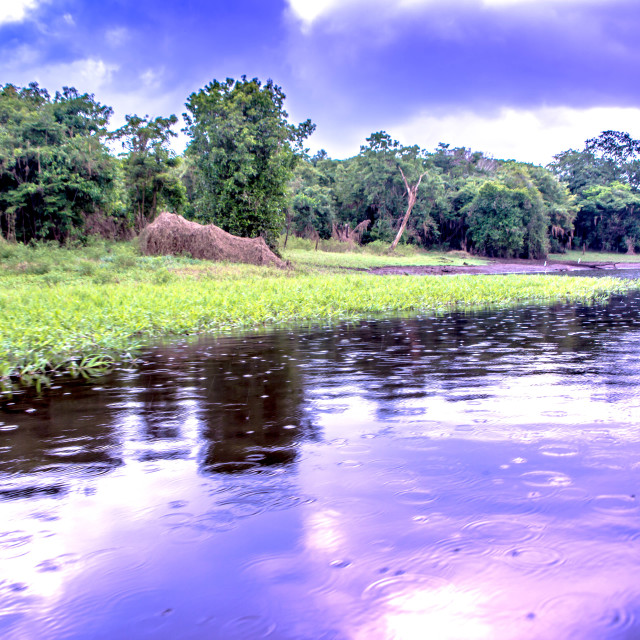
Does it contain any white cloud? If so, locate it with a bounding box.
[387,105,640,165]
[105,27,129,47]
[1,55,120,93]
[140,68,163,89]
[44,57,119,90]
[4,43,39,67]
[287,0,596,28]
[287,0,341,27]
[0,0,41,25]
[304,105,640,164]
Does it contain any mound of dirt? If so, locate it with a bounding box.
[139,212,286,268]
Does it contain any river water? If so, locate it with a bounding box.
[2,287,640,639]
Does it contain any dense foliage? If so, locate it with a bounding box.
[183,77,314,250]
[287,137,575,258]
[549,130,640,253]
[1,79,640,257]
[0,83,116,242]
[111,114,186,229]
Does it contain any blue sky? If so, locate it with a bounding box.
[2,0,639,164]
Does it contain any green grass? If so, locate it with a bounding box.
[549,250,640,263]
[0,239,636,391]
[283,248,487,270]
[281,236,487,270]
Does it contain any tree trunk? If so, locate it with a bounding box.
[389,167,427,252]
[283,210,292,249]
[7,211,16,243]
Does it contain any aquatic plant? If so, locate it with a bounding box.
[0,257,635,390]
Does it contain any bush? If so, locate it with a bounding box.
[153,269,175,285]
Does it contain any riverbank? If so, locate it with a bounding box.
[2,256,637,392]
[368,257,640,276]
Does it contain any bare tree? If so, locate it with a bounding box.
[389,166,428,252]
[332,220,371,245]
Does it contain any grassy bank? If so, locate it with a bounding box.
[549,250,640,263]
[0,240,636,390]
[281,236,487,270]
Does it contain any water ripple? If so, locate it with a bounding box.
[521,470,572,488]
[539,591,636,636]
[463,518,544,545]
[220,615,276,638]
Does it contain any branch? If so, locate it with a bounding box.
[414,170,428,192]
[398,166,411,198]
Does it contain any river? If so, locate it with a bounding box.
[2,286,640,639]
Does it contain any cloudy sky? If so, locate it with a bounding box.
[1,0,639,164]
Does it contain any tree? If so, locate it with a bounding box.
[389,166,428,251]
[526,164,576,252]
[548,148,619,198]
[576,182,640,253]
[0,83,116,242]
[549,132,640,253]
[112,114,185,228]
[585,130,640,191]
[465,169,550,259]
[291,187,334,239]
[183,76,314,250]
[430,144,498,251]
[586,130,640,163]
[330,132,445,248]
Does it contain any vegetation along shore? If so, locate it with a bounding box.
[3,77,640,391]
[1,239,637,393]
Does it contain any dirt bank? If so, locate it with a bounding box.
[368,258,640,277]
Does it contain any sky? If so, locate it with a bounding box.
[1,0,639,165]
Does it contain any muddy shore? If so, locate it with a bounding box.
[368,258,640,276]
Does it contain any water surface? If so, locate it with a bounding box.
[2,291,640,639]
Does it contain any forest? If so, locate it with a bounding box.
[2,78,640,258]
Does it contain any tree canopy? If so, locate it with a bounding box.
[111,114,185,229]
[549,130,640,252]
[286,135,574,258]
[2,78,640,259]
[183,76,315,250]
[0,83,116,242]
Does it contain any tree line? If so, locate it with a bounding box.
[1,78,639,257]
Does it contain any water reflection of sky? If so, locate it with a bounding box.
[2,292,640,638]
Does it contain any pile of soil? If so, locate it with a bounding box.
[139,212,286,268]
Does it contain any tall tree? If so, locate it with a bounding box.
[112,114,185,228]
[585,130,640,190]
[465,169,550,259]
[0,83,116,242]
[576,182,640,253]
[333,132,446,247]
[526,164,576,251]
[389,167,428,251]
[183,76,314,249]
